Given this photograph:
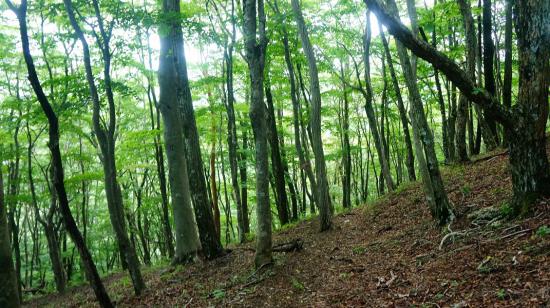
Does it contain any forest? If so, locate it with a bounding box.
[0,0,548,306]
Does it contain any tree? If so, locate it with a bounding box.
[363,0,549,215]
[0,150,20,308]
[265,75,291,225]
[243,0,272,268]
[157,0,202,264]
[63,0,145,294]
[291,0,333,231]
[456,0,476,162]
[378,0,453,225]
[271,0,319,214]
[6,0,113,305]
[380,27,416,181]
[362,12,396,194]
[481,0,499,148]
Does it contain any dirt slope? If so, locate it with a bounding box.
[27,147,550,307]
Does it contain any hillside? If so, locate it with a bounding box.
[27,147,550,307]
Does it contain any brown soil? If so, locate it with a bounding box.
[26,147,550,307]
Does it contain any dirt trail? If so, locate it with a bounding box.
[27,147,550,307]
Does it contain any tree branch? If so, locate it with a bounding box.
[363,0,514,128]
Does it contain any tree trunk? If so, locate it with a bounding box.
[380,28,416,181]
[239,126,250,235]
[177,19,223,261]
[363,14,396,193]
[243,0,272,268]
[64,0,145,294]
[456,0,477,162]
[292,0,333,231]
[0,158,20,308]
[157,0,202,264]
[382,0,452,225]
[265,77,290,225]
[507,0,550,215]
[340,62,352,209]
[223,0,246,244]
[275,3,319,211]
[6,120,22,301]
[482,0,500,148]
[14,1,113,305]
[210,129,221,241]
[143,30,174,258]
[501,0,513,146]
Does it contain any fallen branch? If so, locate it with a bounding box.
[377,271,397,288]
[500,228,531,240]
[272,238,304,252]
[438,231,465,250]
[236,238,304,253]
[474,150,509,163]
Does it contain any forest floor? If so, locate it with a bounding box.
[26,145,550,307]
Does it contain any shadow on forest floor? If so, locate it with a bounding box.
[26,144,550,307]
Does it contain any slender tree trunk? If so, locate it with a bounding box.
[64,0,144,293]
[27,124,66,293]
[243,0,272,268]
[363,15,396,193]
[239,126,250,235]
[223,0,246,244]
[275,4,319,211]
[482,0,500,148]
[6,120,22,301]
[13,1,113,305]
[210,124,221,241]
[340,62,352,208]
[379,0,453,225]
[501,0,513,146]
[265,76,290,225]
[177,17,223,261]
[456,0,477,162]
[380,29,416,180]
[0,156,20,308]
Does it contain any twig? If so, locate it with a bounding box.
[438,231,464,250]
[500,228,531,240]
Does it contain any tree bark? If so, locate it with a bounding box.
[501,0,513,146]
[0,153,20,308]
[507,0,550,215]
[243,0,272,268]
